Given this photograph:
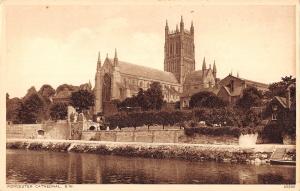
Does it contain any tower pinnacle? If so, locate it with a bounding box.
[213,60,217,78]
[180,15,184,32]
[97,51,101,70]
[114,48,118,59]
[202,57,207,70]
[114,48,118,66]
[165,19,169,35]
[190,21,194,35]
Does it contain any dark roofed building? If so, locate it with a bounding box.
[267,83,295,121]
[52,83,92,104]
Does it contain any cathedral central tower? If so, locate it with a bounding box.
[164,16,195,84]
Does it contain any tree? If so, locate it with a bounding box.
[267,75,296,99]
[17,93,44,124]
[145,82,164,110]
[70,90,95,113]
[38,84,55,101]
[49,102,68,120]
[118,96,139,109]
[117,82,164,111]
[136,88,150,110]
[237,87,263,109]
[6,97,23,123]
[189,91,227,108]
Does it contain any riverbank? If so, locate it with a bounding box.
[6,139,296,164]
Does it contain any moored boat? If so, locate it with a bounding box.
[270,159,296,166]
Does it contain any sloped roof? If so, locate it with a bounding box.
[53,83,91,100]
[221,75,269,90]
[225,85,243,96]
[184,69,214,84]
[274,96,291,109]
[219,85,243,97]
[241,78,269,90]
[53,89,72,99]
[184,70,203,84]
[107,59,178,84]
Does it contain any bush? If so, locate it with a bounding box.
[49,102,68,120]
[190,91,227,108]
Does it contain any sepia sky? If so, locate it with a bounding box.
[2,2,296,98]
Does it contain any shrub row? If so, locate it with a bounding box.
[106,110,192,129]
[106,108,262,130]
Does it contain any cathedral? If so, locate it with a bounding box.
[93,17,218,114]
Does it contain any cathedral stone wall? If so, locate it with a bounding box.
[93,17,219,114]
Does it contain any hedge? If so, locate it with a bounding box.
[106,110,193,129]
[105,108,262,131]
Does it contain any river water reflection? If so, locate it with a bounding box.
[6,149,295,184]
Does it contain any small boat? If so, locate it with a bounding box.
[270,148,296,166]
[270,159,296,166]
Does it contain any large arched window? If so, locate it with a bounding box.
[102,73,111,102]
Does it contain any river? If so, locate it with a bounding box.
[6,149,295,184]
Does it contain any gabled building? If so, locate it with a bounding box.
[217,74,269,105]
[267,83,295,121]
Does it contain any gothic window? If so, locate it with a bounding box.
[102,73,111,102]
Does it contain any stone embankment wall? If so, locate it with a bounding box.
[81,130,239,145]
[6,121,70,140]
[7,122,258,145]
[7,122,292,146]
[6,139,296,164]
